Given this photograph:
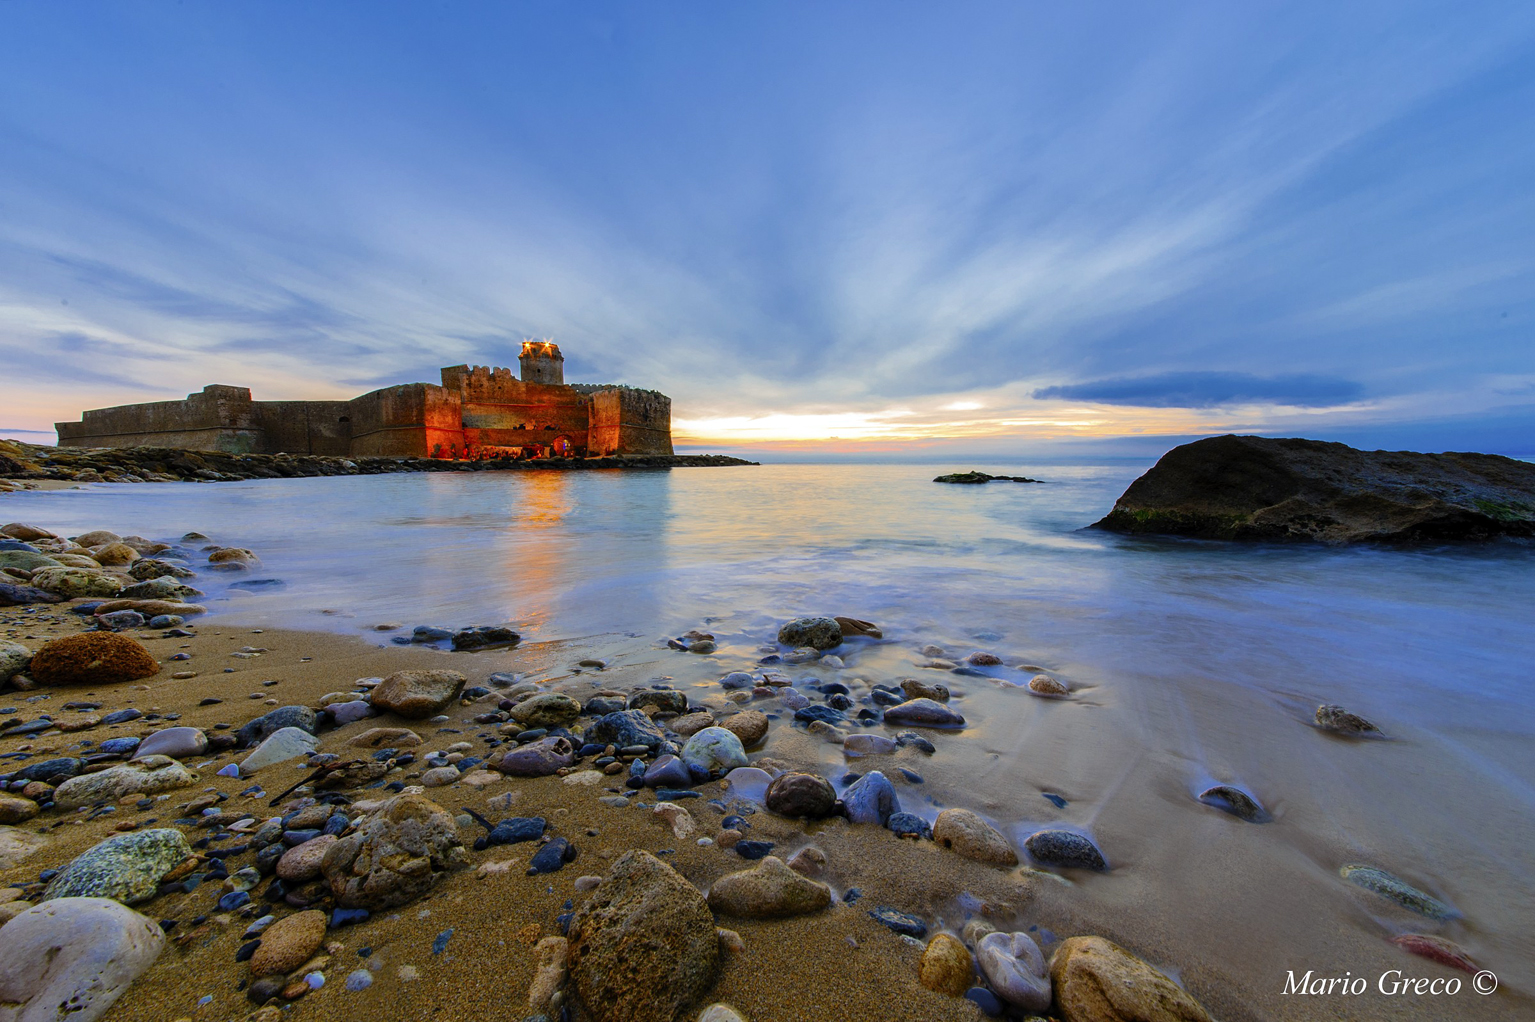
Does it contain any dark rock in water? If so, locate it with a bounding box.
[1341,865,1457,920]
[764,772,837,819]
[776,617,842,651]
[934,471,1040,484]
[628,689,687,714]
[888,812,932,840]
[869,906,927,937]
[452,625,520,651]
[583,710,665,751]
[841,771,899,826]
[1042,792,1068,809]
[1198,784,1269,822]
[882,698,965,728]
[1315,704,1382,735]
[642,755,693,789]
[228,578,285,590]
[734,840,775,860]
[1094,434,1535,544]
[411,626,453,643]
[894,731,936,754]
[529,837,576,875]
[1024,829,1107,871]
[792,705,845,726]
[237,705,318,747]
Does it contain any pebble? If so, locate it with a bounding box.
[1315,704,1382,735]
[1051,936,1213,1022]
[888,812,932,840]
[842,734,897,757]
[734,840,774,860]
[344,968,374,991]
[763,772,837,819]
[1197,784,1268,822]
[977,931,1051,1010]
[1340,865,1455,920]
[680,728,748,780]
[869,906,927,938]
[528,838,575,875]
[250,909,327,977]
[841,770,899,826]
[933,809,1018,866]
[919,932,975,996]
[1390,933,1476,973]
[1024,829,1107,871]
[881,698,965,728]
[1028,674,1069,698]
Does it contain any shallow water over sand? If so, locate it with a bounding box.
[8,462,1534,1018]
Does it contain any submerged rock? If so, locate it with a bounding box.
[681,727,748,780]
[1340,865,1457,920]
[765,772,837,819]
[1094,434,1535,544]
[42,829,193,905]
[1390,933,1476,973]
[567,850,719,1022]
[1197,785,1268,822]
[1027,674,1069,698]
[0,897,164,1022]
[1315,704,1382,735]
[706,856,832,919]
[976,931,1050,1011]
[1050,936,1212,1022]
[1024,829,1106,871]
[882,698,965,728]
[841,771,899,826]
[776,617,842,651]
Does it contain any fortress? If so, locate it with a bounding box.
[55,342,673,459]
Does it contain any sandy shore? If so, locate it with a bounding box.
[4,519,1530,1022]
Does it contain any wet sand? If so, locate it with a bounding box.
[3,549,1531,1020]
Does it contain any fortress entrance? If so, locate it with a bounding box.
[552,435,574,457]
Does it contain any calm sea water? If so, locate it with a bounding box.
[7,462,1535,1014]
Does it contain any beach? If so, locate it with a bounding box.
[2,466,1532,1022]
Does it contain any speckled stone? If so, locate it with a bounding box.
[41,829,193,905]
[250,909,328,978]
[51,757,198,810]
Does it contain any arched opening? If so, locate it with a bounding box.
[552,435,573,457]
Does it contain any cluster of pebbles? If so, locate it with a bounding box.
[0,524,1476,1022]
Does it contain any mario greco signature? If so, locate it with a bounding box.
[1283,971,1498,996]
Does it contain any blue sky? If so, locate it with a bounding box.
[2,2,1533,456]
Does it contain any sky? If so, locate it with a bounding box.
[2,2,1533,458]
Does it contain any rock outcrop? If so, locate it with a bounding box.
[1095,435,1535,544]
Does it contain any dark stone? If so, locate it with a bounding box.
[235,940,260,962]
[218,891,251,911]
[887,812,932,840]
[1024,829,1107,871]
[0,583,62,606]
[764,772,837,819]
[330,908,370,927]
[1095,434,1535,544]
[894,732,935,754]
[793,705,845,726]
[15,758,83,783]
[869,906,927,937]
[487,817,546,845]
[582,710,665,750]
[411,626,453,643]
[965,986,1005,1015]
[451,626,520,651]
[236,705,318,747]
[734,840,774,860]
[101,709,143,725]
[248,976,285,1005]
[934,471,1040,484]
[528,837,575,875]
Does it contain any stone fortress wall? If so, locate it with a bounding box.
[55,342,673,459]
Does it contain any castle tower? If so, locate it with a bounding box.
[519,340,564,385]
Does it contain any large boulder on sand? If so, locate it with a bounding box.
[41,829,194,905]
[27,633,158,686]
[567,850,719,1022]
[1095,434,1535,544]
[0,897,164,1022]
